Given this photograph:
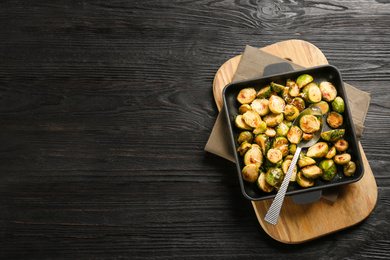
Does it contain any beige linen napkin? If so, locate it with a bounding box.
[205,45,371,202]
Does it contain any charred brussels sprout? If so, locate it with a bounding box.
[301,165,323,179]
[296,171,314,188]
[332,96,345,113]
[282,159,298,181]
[281,87,293,104]
[257,85,272,99]
[296,74,313,89]
[334,139,349,152]
[251,98,270,116]
[263,113,284,127]
[270,82,285,93]
[241,164,259,183]
[237,142,252,156]
[254,134,270,156]
[235,115,252,130]
[319,159,337,181]
[287,125,303,144]
[257,171,274,192]
[252,121,267,135]
[299,114,321,134]
[244,145,263,168]
[268,95,285,114]
[272,137,289,157]
[321,129,345,142]
[265,167,284,187]
[238,104,252,114]
[287,80,300,97]
[302,132,314,141]
[237,88,257,104]
[290,97,306,112]
[237,131,253,144]
[310,101,329,115]
[327,111,343,128]
[334,153,351,165]
[284,104,300,121]
[343,161,356,177]
[319,81,337,102]
[325,145,337,159]
[267,148,283,164]
[307,142,329,158]
[298,154,317,168]
[243,111,262,128]
[265,127,276,138]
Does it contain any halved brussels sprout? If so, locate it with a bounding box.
[252,121,267,135]
[302,83,322,103]
[241,164,260,183]
[287,125,303,144]
[296,170,314,188]
[287,80,300,97]
[263,158,283,171]
[237,141,252,156]
[281,87,293,104]
[254,134,270,156]
[244,144,263,168]
[257,85,272,99]
[332,96,345,113]
[334,153,351,165]
[343,161,356,177]
[325,145,337,159]
[237,87,257,104]
[272,137,289,157]
[275,121,290,137]
[296,74,313,89]
[243,111,262,128]
[235,115,252,130]
[327,111,343,128]
[282,159,298,181]
[257,171,274,192]
[319,159,337,181]
[321,129,345,142]
[285,154,294,160]
[268,95,285,114]
[263,112,284,127]
[237,131,253,144]
[267,148,283,164]
[319,81,337,102]
[306,142,329,158]
[301,165,323,179]
[290,97,306,112]
[265,167,284,187]
[288,143,297,154]
[265,127,276,138]
[299,114,321,134]
[310,101,329,115]
[284,104,300,121]
[238,104,252,114]
[334,139,349,152]
[251,98,270,116]
[270,82,285,93]
[302,132,314,141]
[298,154,317,168]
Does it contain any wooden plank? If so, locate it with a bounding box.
[212,39,378,244]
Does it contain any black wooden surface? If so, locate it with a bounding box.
[1,1,389,259]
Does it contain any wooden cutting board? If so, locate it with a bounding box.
[213,39,378,244]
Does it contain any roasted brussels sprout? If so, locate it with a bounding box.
[310,101,329,115]
[319,159,337,181]
[284,104,300,121]
[270,82,285,93]
[238,104,252,114]
[306,142,329,158]
[265,167,284,187]
[299,114,321,134]
[287,125,303,144]
[244,144,263,168]
[254,134,270,156]
[298,154,317,168]
[296,74,313,89]
[321,129,345,142]
[282,159,298,181]
[332,96,345,113]
[334,139,349,152]
[288,143,297,154]
[237,131,253,144]
[251,98,270,116]
[235,115,252,130]
[252,121,267,135]
[343,161,356,177]
[241,164,260,183]
[319,81,337,102]
[275,121,290,137]
[287,80,300,97]
[237,87,257,104]
[301,165,323,179]
[272,137,289,157]
[257,85,272,99]
[268,95,285,114]
[327,111,343,128]
[263,113,284,127]
[267,148,283,164]
[237,141,252,156]
[302,83,322,103]
[334,153,351,165]
[257,171,274,192]
[290,97,306,112]
[281,87,293,104]
[302,132,314,141]
[263,158,283,171]
[296,171,314,188]
[243,110,262,128]
[325,145,337,159]
[265,127,276,138]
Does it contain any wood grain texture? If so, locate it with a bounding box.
[212,39,377,244]
[0,0,389,259]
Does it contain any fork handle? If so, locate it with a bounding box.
[264,146,302,225]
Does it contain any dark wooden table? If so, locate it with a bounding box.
[1,1,389,259]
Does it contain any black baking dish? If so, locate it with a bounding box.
[223,64,364,201]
